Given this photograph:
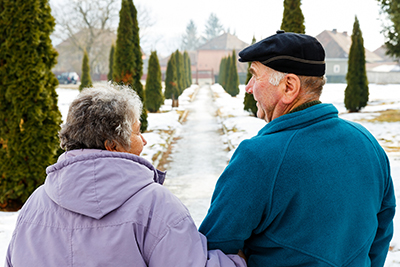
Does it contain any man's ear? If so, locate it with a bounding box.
[281,74,301,104]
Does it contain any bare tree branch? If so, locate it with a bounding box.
[51,0,155,78]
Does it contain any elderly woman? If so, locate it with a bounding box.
[5,84,245,267]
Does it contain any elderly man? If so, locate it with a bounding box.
[199,31,395,267]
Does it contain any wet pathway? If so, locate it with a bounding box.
[164,85,229,226]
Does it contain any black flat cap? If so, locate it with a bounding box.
[239,30,325,76]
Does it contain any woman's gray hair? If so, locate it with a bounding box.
[59,83,143,151]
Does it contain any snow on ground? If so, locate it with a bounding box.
[1,82,400,265]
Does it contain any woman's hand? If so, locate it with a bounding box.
[238,250,247,262]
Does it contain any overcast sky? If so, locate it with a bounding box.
[50,0,388,57]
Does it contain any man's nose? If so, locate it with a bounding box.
[245,77,254,94]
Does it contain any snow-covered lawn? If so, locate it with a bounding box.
[1,82,400,266]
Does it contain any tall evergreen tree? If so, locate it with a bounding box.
[0,0,62,210]
[79,50,93,91]
[174,50,185,95]
[225,50,240,97]
[218,57,226,88]
[203,13,224,42]
[223,55,231,89]
[183,51,192,88]
[281,0,305,33]
[113,0,134,85]
[127,0,147,132]
[113,0,147,132]
[244,36,258,116]
[181,20,200,51]
[164,54,179,107]
[107,43,115,81]
[145,51,164,112]
[344,16,369,112]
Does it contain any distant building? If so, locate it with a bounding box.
[316,29,382,83]
[160,33,249,85]
[197,33,248,73]
[53,29,148,82]
[367,45,400,84]
[53,29,117,81]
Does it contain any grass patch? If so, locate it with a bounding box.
[363,109,400,123]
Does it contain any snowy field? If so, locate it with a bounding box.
[1,82,400,265]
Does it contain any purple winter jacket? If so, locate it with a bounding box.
[5,150,246,267]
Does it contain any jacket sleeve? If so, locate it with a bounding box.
[369,170,396,266]
[4,236,14,267]
[199,141,271,254]
[147,215,246,267]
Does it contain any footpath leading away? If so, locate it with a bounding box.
[163,85,230,227]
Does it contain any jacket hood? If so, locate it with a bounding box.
[44,150,166,219]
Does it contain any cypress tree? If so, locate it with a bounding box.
[174,50,185,95]
[244,36,258,116]
[164,54,179,107]
[113,0,134,85]
[145,51,164,112]
[186,52,192,87]
[183,51,192,88]
[218,57,226,88]
[107,43,115,81]
[127,0,147,132]
[0,0,62,210]
[113,0,147,131]
[344,16,369,112]
[79,49,93,91]
[225,50,240,97]
[281,0,305,33]
[224,55,231,90]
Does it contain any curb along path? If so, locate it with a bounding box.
[163,85,230,226]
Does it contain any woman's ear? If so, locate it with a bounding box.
[281,74,301,104]
[104,140,117,152]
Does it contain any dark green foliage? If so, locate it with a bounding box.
[183,51,192,88]
[113,0,134,84]
[225,50,240,97]
[79,50,93,91]
[164,54,179,107]
[223,56,231,89]
[244,36,258,116]
[0,0,62,210]
[281,0,305,33]
[127,0,147,132]
[107,43,115,81]
[344,16,369,112]
[113,0,147,131]
[377,0,400,59]
[174,50,185,95]
[145,51,163,112]
[218,57,227,88]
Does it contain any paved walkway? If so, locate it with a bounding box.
[164,85,229,226]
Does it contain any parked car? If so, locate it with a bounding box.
[57,72,80,84]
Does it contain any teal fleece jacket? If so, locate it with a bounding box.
[199,104,395,267]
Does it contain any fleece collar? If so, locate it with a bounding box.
[258,103,338,136]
